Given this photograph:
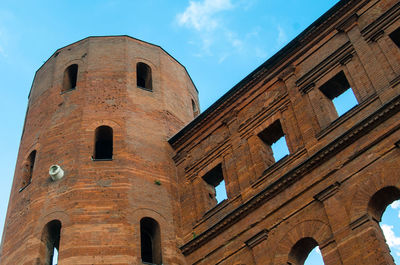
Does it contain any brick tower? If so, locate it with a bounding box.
[0,36,199,264]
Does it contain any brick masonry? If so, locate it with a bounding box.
[2,0,400,264]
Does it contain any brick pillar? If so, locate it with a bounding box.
[247,134,274,178]
[347,25,390,94]
[280,67,317,150]
[350,214,395,265]
[314,183,346,265]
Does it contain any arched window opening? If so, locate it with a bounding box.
[368,187,400,222]
[40,220,61,265]
[304,247,324,265]
[62,64,78,93]
[369,187,400,264]
[94,126,113,160]
[192,99,199,118]
[288,237,324,265]
[140,217,162,265]
[137,62,152,90]
[20,150,36,191]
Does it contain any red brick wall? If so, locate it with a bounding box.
[0,36,197,265]
[172,0,400,264]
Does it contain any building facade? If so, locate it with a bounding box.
[1,0,400,264]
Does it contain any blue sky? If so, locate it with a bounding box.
[0,0,399,263]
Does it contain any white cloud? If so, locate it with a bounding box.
[177,0,237,56]
[177,0,233,32]
[176,0,268,61]
[381,224,400,248]
[390,200,400,219]
[316,247,321,254]
[397,251,400,257]
[391,200,400,209]
[277,25,288,46]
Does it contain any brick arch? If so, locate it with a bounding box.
[131,208,175,264]
[349,164,400,223]
[18,143,40,187]
[132,207,168,224]
[86,119,122,132]
[133,58,158,72]
[273,220,332,265]
[35,210,71,235]
[60,59,84,86]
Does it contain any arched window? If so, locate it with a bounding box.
[94,126,113,160]
[288,237,324,265]
[192,99,199,117]
[62,64,78,93]
[20,150,36,190]
[39,220,61,265]
[137,62,152,90]
[140,217,162,265]
[369,187,400,264]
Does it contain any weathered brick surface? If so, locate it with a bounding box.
[170,0,400,264]
[2,0,400,264]
[0,36,198,264]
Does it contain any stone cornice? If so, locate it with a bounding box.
[296,41,355,93]
[245,229,269,248]
[180,93,400,255]
[361,2,400,42]
[169,0,365,150]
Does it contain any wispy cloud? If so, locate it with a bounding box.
[176,0,266,61]
[277,25,288,46]
[177,0,233,32]
[381,224,400,248]
[391,200,400,218]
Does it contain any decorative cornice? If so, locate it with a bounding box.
[238,96,289,137]
[336,13,359,32]
[361,2,400,42]
[390,75,400,88]
[278,65,296,81]
[297,41,355,93]
[349,214,372,230]
[314,182,341,202]
[169,0,365,149]
[245,229,269,248]
[180,93,400,256]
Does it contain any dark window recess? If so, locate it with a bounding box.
[288,237,321,265]
[319,71,358,117]
[62,64,78,93]
[192,99,199,117]
[137,62,153,90]
[368,186,400,222]
[20,150,36,190]
[202,164,227,205]
[258,120,289,163]
[40,220,61,265]
[389,27,400,48]
[140,217,162,265]
[94,126,113,160]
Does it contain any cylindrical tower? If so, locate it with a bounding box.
[0,36,199,265]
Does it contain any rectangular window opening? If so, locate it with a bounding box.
[389,27,400,48]
[258,120,290,163]
[202,164,227,205]
[319,71,358,117]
